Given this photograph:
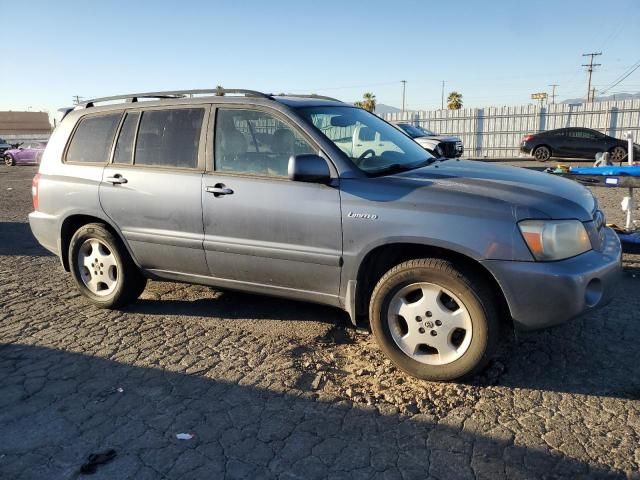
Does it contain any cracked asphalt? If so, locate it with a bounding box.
[1,163,639,479]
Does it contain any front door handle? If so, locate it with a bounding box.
[206,184,234,197]
[105,174,128,184]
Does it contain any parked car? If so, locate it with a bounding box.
[29,89,621,381]
[4,141,47,166]
[520,127,640,162]
[0,137,11,156]
[395,123,464,158]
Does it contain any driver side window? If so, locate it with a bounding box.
[214,109,315,177]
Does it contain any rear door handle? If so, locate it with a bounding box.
[105,174,128,184]
[206,184,234,197]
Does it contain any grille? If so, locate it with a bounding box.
[441,142,458,157]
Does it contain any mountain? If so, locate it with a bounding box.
[560,92,640,104]
[374,104,402,114]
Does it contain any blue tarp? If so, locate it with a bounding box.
[569,166,640,176]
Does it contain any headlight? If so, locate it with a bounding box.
[518,219,592,261]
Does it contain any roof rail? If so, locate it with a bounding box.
[278,93,343,102]
[79,89,273,108]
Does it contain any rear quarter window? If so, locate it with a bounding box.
[66,113,122,163]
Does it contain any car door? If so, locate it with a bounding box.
[15,143,30,162]
[99,106,209,275]
[201,106,343,300]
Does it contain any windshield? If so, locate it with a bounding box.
[297,106,434,174]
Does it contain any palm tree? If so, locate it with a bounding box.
[215,85,225,96]
[447,91,463,110]
[354,92,376,112]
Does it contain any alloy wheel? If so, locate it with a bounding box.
[611,146,626,163]
[534,147,550,161]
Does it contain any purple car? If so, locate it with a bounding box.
[4,141,47,166]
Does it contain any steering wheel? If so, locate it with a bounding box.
[355,149,376,166]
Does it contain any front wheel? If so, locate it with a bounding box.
[610,145,627,163]
[4,155,15,166]
[369,258,498,381]
[533,145,551,162]
[68,223,147,308]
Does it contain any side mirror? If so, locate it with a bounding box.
[18,146,24,150]
[288,154,331,183]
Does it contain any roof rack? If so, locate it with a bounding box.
[277,93,342,102]
[77,89,344,109]
[79,89,273,108]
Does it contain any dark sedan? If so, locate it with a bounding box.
[520,127,638,162]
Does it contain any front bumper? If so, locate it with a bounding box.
[482,226,622,330]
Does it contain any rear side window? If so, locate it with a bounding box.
[134,109,204,168]
[66,113,121,163]
[113,112,140,164]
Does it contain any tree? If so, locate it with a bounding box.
[215,85,225,96]
[354,92,376,112]
[447,91,463,110]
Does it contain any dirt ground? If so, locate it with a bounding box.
[1,161,638,479]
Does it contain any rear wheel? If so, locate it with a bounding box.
[533,145,551,162]
[68,223,146,308]
[369,258,498,381]
[610,145,627,163]
[4,155,15,166]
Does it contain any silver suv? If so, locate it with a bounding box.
[29,89,621,381]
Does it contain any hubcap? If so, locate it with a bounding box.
[387,283,472,365]
[77,239,118,296]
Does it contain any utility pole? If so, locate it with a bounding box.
[72,95,84,105]
[582,52,602,102]
[548,84,559,104]
[441,80,445,110]
[401,80,407,113]
[591,87,597,103]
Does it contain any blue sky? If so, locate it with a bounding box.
[2,0,639,116]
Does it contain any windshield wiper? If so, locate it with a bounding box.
[368,158,437,176]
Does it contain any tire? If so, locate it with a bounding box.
[4,155,15,166]
[609,145,627,163]
[68,223,147,308]
[369,258,498,381]
[532,145,551,162]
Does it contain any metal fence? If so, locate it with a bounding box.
[382,99,640,158]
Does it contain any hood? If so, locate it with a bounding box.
[416,134,460,143]
[392,160,596,221]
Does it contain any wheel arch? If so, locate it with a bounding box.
[352,242,511,326]
[59,213,141,272]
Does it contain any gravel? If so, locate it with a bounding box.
[1,163,638,479]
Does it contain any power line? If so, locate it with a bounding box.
[582,52,602,102]
[599,60,640,94]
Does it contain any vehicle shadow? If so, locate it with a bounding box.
[0,343,625,479]
[0,222,51,256]
[127,292,350,326]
